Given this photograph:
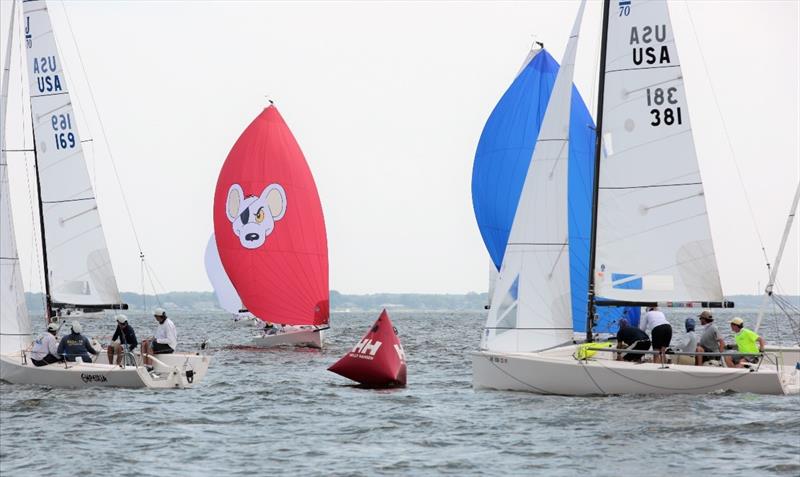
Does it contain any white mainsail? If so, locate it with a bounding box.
[23,0,122,308]
[482,0,586,353]
[593,0,723,303]
[1,0,33,354]
[204,234,243,314]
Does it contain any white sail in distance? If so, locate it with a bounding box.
[1,0,33,354]
[204,234,243,314]
[593,0,723,303]
[482,0,586,353]
[23,0,122,308]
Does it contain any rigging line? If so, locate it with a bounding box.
[600,181,701,190]
[682,1,769,268]
[578,360,607,395]
[547,236,568,279]
[484,356,556,395]
[58,0,144,255]
[641,191,703,213]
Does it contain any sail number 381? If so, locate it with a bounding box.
[646,87,682,127]
[51,113,76,150]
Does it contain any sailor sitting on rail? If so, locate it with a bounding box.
[725,317,765,368]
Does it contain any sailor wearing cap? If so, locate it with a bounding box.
[141,307,177,365]
[695,311,725,366]
[30,322,62,366]
[725,317,765,368]
[107,314,138,366]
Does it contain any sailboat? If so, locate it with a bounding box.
[0,0,210,388]
[471,40,638,331]
[472,0,799,395]
[209,104,329,348]
[756,183,800,368]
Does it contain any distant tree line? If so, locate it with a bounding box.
[24,290,491,312]
[23,291,797,313]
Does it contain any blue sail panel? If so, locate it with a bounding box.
[472,48,633,335]
[472,50,558,270]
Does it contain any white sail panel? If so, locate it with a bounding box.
[0,153,31,354]
[594,0,723,303]
[204,234,243,314]
[482,0,586,352]
[1,0,33,354]
[23,0,121,308]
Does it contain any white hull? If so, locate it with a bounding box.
[250,326,325,349]
[1,350,211,389]
[764,346,800,369]
[472,344,799,396]
[231,315,261,327]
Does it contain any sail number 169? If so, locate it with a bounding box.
[646,87,682,127]
[51,113,76,150]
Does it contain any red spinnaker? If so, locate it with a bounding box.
[328,310,407,388]
[213,106,328,325]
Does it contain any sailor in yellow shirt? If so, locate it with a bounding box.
[725,317,765,368]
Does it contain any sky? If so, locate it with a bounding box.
[1,0,798,297]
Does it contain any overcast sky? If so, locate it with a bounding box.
[1,0,798,296]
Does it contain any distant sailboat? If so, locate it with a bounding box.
[0,0,209,388]
[472,0,798,395]
[210,105,329,348]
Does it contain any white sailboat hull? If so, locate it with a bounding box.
[231,315,261,327]
[250,326,325,349]
[472,345,799,396]
[765,346,800,369]
[0,350,211,389]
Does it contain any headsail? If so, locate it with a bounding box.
[482,0,587,352]
[1,0,33,353]
[593,0,723,304]
[213,106,329,326]
[471,45,620,331]
[23,0,123,310]
[203,233,244,315]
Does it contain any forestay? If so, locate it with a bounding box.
[592,0,723,304]
[482,0,586,353]
[1,0,33,354]
[23,0,122,308]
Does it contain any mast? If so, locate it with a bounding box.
[30,113,53,323]
[585,0,610,342]
[754,181,800,332]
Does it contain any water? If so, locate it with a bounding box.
[1,310,798,476]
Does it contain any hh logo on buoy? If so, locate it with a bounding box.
[351,339,382,359]
[394,344,406,363]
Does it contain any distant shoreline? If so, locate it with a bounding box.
[23,291,800,313]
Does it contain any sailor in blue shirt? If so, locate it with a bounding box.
[56,321,98,363]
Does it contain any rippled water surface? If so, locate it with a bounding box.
[1,310,798,476]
